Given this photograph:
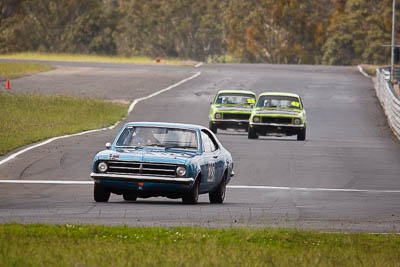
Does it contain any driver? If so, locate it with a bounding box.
[131,127,160,146]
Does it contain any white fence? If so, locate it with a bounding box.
[375,68,400,139]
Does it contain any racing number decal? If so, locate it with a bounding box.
[207,162,215,182]
[291,101,300,107]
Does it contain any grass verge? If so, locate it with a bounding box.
[0,93,128,155]
[0,52,197,66]
[207,54,240,63]
[0,62,53,79]
[360,65,381,77]
[360,64,400,77]
[0,224,399,266]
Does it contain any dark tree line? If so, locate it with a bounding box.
[1,0,399,65]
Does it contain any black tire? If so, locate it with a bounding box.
[94,183,110,202]
[182,178,200,204]
[297,127,306,141]
[209,121,217,134]
[123,192,137,201]
[248,126,258,139]
[209,175,226,204]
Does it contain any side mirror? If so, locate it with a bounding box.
[250,104,254,108]
[105,142,111,149]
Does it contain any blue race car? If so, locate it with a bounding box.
[90,122,234,204]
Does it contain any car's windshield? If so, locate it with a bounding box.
[116,126,199,150]
[256,95,301,109]
[215,93,255,106]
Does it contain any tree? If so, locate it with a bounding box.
[323,0,397,65]
[225,0,333,64]
[1,0,398,65]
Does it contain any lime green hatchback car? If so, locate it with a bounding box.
[248,92,307,140]
[209,90,257,134]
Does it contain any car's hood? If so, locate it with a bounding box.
[255,109,301,116]
[215,105,252,112]
[95,149,197,165]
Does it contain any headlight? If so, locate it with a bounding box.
[253,116,260,123]
[294,118,301,125]
[215,113,222,119]
[176,166,186,177]
[97,162,108,173]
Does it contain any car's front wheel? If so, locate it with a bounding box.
[297,127,306,141]
[94,183,110,202]
[209,175,226,204]
[182,178,199,204]
[248,126,258,139]
[209,121,217,134]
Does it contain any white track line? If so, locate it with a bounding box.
[194,62,203,68]
[357,65,370,78]
[0,72,201,167]
[128,72,201,113]
[0,180,93,184]
[1,180,400,193]
[228,185,400,193]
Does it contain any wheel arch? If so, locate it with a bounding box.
[194,170,202,184]
[222,166,230,183]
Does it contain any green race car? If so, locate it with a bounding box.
[248,92,307,141]
[209,90,257,134]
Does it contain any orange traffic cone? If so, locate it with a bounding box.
[6,79,10,89]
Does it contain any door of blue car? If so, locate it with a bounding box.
[200,130,225,193]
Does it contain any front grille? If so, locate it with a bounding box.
[105,161,177,177]
[262,117,292,124]
[223,113,250,120]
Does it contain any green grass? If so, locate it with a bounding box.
[360,64,400,77]
[207,54,240,63]
[0,224,399,266]
[0,52,198,66]
[360,65,381,77]
[0,93,128,155]
[0,62,53,79]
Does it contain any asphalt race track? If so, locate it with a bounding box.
[1,61,400,232]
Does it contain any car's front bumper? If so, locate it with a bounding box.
[250,122,304,128]
[211,119,249,129]
[90,173,194,185]
[250,123,305,136]
[212,119,249,123]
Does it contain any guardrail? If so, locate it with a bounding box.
[375,67,400,139]
[379,67,400,81]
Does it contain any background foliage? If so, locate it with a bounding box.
[1,0,399,65]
